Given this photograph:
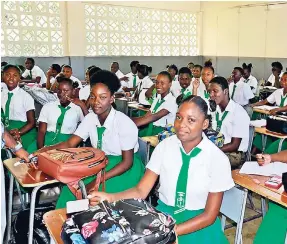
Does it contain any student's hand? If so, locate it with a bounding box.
[274,70,280,78]
[193,78,200,90]
[120,76,129,81]
[9,129,21,142]
[15,148,30,163]
[256,154,272,166]
[87,191,113,206]
[227,76,233,84]
[269,108,280,115]
[125,92,131,97]
[67,97,85,107]
[46,69,53,77]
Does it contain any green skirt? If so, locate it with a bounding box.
[156,200,228,244]
[6,120,37,150]
[253,134,287,154]
[139,124,164,137]
[27,131,71,153]
[254,202,287,244]
[56,153,145,209]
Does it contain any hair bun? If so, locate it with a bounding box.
[204,59,212,67]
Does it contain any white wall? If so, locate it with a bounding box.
[201,1,287,58]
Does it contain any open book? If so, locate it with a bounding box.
[239,161,287,176]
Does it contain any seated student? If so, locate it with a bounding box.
[46,64,61,90]
[187,62,194,72]
[168,64,182,98]
[229,67,254,117]
[1,65,36,150]
[174,67,192,103]
[134,71,177,137]
[241,63,258,94]
[209,77,250,169]
[1,62,8,91]
[251,72,287,154]
[110,61,128,91]
[61,65,83,89]
[254,150,287,244]
[191,64,206,98]
[122,61,140,93]
[79,66,101,102]
[88,96,234,244]
[27,78,87,153]
[266,61,284,88]
[35,70,145,209]
[21,58,47,86]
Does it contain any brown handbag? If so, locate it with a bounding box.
[36,147,108,199]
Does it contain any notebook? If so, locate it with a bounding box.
[239,161,287,176]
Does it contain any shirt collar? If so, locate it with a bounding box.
[100,106,116,130]
[175,133,208,155]
[9,86,20,94]
[216,99,235,113]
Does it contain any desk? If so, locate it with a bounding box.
[141,136,159,147]
[44,208,67,244]
[254,127,287,152]
[253,108,270,115]
[3,158,58,244]
[128,103,150,112]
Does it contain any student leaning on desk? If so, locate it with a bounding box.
[254,151,287,244]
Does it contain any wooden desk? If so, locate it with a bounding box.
[128,103,150,112]
[141,136,159,147]
[44,208,67,244]
[232,170,287,208]
[253,108,270,115]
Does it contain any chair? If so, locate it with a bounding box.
[246,126,255,162]
[220,186,248,244]
[137,137,151,166]
[115,99,128,115]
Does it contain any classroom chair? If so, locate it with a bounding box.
[114,98,128,115]
[138,137,151,166]
[220,186,248,244]
[246,126,255,161]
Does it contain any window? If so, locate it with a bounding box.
[1,1,64,56]
[85,4,198,56]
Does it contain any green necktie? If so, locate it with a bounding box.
[204,90,210,99]
[133,75,137,88]
[280,95,287,107]
[181,88,186,94]
[244,79,249,83]
[55,105,71,136]
[3,92,13,127]
[152,98,165,114]
[231,85,237,99]
[146,88,157,105]
[174,147,202,222]
[96,126,106,149]
[216,111,229,132]
[27,70,32,79]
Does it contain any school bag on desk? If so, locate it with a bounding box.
[36,147,108,199]
[61,199,176,244]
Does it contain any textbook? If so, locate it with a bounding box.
[240,161,287,177]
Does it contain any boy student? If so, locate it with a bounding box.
[122,61,140,93]
[209,77,250,169]
[110,61,128,91]
[174,67,192,104]
[21,58,47,86]
[61,65,83,89]
[88,96,234,244]
[266,61,284,88]
[191,64,206,98]
[1,65,37,149]
[228,67,254,117]
[35,70,145,209]
[27,78,87,153]
[241,63,258,94]
[134,71,177,137]
[46,64,61,90]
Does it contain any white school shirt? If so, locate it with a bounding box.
[229,80,254,106]
[267,88,287,107]
[150,92,177,127]
[79,84,90,101]
[74,107,139,155]
[115,70,128,91]
[213,99,250,152]
[137,76,154,105]
[49,76,56,85]
[1,82,7,91]
[190,77,206,98]
[70,75,83,89]
[38,100,84,134]
[1,86,35,122]
[22,65,47,85]
[124,72,140,88]
[170,76,182,98]
[147,134,234,210]
[240,75,258,94]
[267,71,284,86]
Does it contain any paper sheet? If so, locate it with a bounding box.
[239,161,287,176]
[253,105,279,111]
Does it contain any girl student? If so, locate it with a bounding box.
[27,78,88,153]
[135,71,177,137]
[266,61,284,88]
[21,57,47,86]
[251,72,287,154]
[122,61,140,94]
[88,95,234,244]
[35,70,145,209]
[208,77,250,169]
[1,65,37,150]
[241,63,258,94]
[46,64,61,90]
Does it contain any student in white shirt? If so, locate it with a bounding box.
[35,70,145,209]
[241,63,258,94]
[122,61,140,93]
[209,76,250,169]
[187,62,194,73]
[88,96,234,244]
[190,64,206,98]
[1,65,37,149]
[61,65,83,89]
[174,67,192,104]
[110,61,128,90]
[27,78,87,153]
[21,58,47,86]
[266,61,284,88]
[46,64,61,90]
[168,64,182,98]
[134,71,177,137]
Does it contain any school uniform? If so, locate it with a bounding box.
[139,92,177,137]
[22,65,47,85]
[70,75,83,89]
[79,84,90,101]
[56,107,145,209]
[1,82,7,91]
[240,75,258,94]
[170,78,182,98]
[136,76,154,105]
[27,100,84,153]
[49,76,56,85]
[191,77,208,99]
[124,72,140,88]
[114,70,128,91]
[229,80,254,106]
[147,134,234,244]
[1,86,36,149]
[213,99,250,169]
[267,71,284,86]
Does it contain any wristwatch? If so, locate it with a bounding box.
[10,142,23,153]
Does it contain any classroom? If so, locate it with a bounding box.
[1,1,287,244]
